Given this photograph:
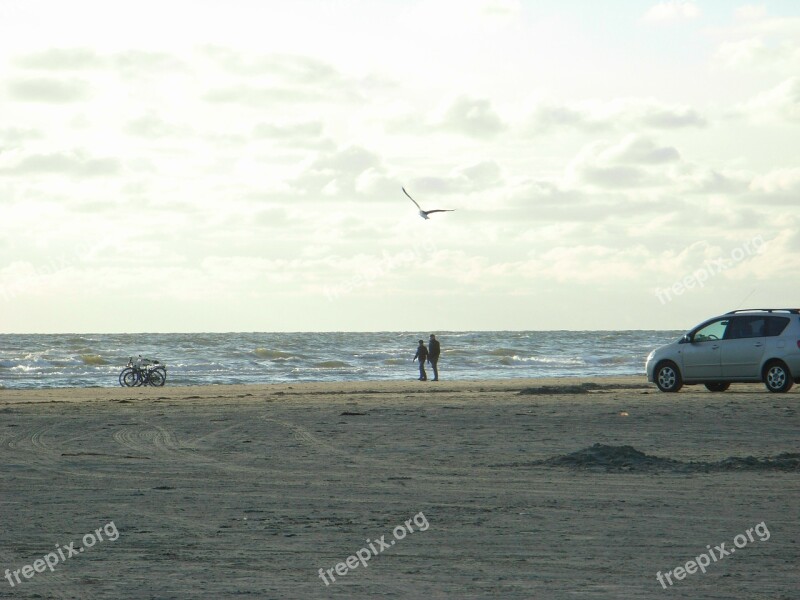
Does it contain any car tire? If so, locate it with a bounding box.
[704,382,730,392]
[655,361,683,392]
[763,361,794,393]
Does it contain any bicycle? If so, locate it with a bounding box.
[119,356,167,387]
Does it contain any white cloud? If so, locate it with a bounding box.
[749,167,800,194]
[125,112,193,139]
[735,5,767,21]
[289,145,394,199]
[714,37,800,70]
[0,150,121,176]
[567,135,680,189]
[642,1,700,23]
[481,0,522,18]
[712,9,800,71]
[440,96,505,138]
[529,98,706,134]
[7,77,90,102]
[14,47,103,70]
[0,127,43,143]
[410,160,502,196]
[742,76,800,122]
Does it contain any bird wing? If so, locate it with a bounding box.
[424,209,455,215]
[402,187,422,211]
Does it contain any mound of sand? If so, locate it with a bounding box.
[536,444,800,473]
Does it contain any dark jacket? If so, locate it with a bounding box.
[414,345,428,362]
[429,339,440,360]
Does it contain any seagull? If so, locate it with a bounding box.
[402,187,455,220]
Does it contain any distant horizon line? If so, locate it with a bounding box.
[0,328,684,335]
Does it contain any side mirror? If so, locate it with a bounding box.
[680,334,692,344]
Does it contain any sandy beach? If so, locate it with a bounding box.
[1,377,797,599]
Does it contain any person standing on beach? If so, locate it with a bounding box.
[413,340,428,381]
[428,334,441,381]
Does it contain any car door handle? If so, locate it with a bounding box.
[711,345,719,350]
[753,343,763,347]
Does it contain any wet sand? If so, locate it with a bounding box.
[1,377,798,599]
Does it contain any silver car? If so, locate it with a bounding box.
[646,309,800,393]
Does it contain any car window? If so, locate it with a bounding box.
[726,316,766,339]
[765,316,790,337]
[693,319,728,342]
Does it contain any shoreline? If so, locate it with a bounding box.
[2,374,792,405]
[3,375,651,404]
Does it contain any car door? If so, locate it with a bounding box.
[681,318,728,380]
[721,316,766,379]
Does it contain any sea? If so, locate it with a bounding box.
[0,331,683,389]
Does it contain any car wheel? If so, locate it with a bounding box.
[705,382,730,392]
[656,361,683,392]
[763,361,794,393]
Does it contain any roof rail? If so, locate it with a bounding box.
[725,308,800,315]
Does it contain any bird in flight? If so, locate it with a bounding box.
[402,187,455,220]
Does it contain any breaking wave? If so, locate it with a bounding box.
[253,348,294,360]
[312,361,350,368]
[80,354,108,366]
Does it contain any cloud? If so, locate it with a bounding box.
[291,145,392,197]
[749,167,800,195]
[387,97,507,139]
[680,168,750,195]
[530,105,610,133]
[579,165,651,189]
[113,51,186,72]
[204,85,329,106]
[505,181,675,228]
[0,151,121,177]
[600,135,680,165]
[529,244,650,284]
[251,121,332,149]
[735,5,767,21]
[203,47,341,83]
[312,146,380,174]
[481,0,521,18]
[253,121,322,139]
[441,96,505,138]
[14,47,103,70]
[712,10,800,71]
[12,47,186,73]
[642,1,700,23]
[200,47,359,106]
[0,127,43,143]
[7,77,89,102]
[568,135,680,189]
[410,160,502,195]
[714,37,800,70]
[742,76,800,122]
[529,99,706,134]
[640,106,706,128]
[125,112,193,139]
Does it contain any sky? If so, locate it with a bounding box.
[0,0,798,333]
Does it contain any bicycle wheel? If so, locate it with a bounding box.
[119,368,135,387]
[147,368,166,387]
[122,370,143,387]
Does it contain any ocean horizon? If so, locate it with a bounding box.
[0,330,681,389]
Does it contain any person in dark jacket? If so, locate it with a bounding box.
[413,340,428,381]
[428,334,441,381]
